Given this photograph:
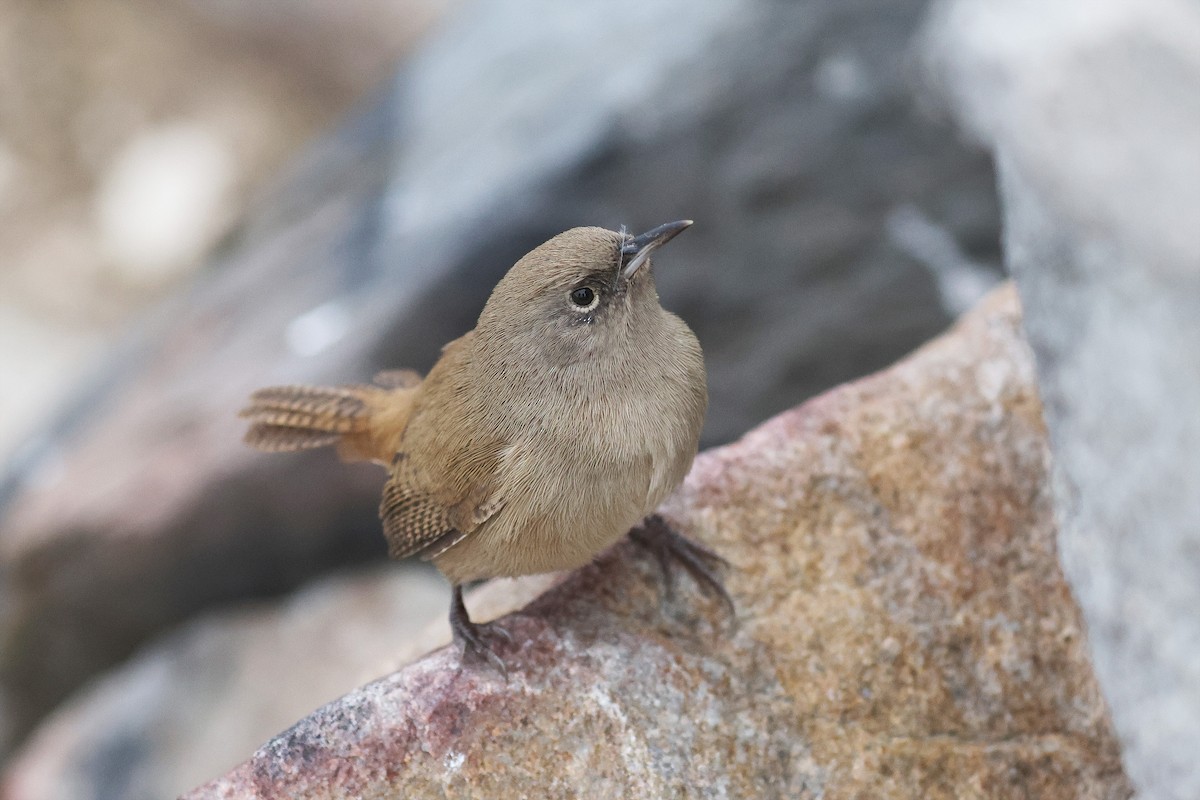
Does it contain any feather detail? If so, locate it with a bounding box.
[243,424,342,452]
[372,369,422,389]
[238,380,420,463]
[379,461,455,560]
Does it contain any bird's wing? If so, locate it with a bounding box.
[378,445,506,561]
[379,458,457,560]
[377,330,505,561]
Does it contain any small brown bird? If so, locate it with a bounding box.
[240,221,729,669]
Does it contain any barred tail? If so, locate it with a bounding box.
[240,370,421,462]
[239,385,374,452]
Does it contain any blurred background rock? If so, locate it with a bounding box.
[0,0,451,784]
[0,0,1012,797]
[0,0,449,461]
[928,1,1200,797]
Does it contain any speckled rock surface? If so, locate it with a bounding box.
[927,3,1200,797]
[183,286,1131,799]
[1,565,448,800]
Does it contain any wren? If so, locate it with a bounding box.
[240,221,731,670]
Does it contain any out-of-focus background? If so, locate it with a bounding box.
[6,0,1195,797]
[0,0,449,462]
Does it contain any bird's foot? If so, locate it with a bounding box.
[449,585,512,677]
[629,514,736,619]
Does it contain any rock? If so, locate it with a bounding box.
[1,565,450,800]
[0,0,1003,753]
[180,286,1131,799]
[925,2,1200,798]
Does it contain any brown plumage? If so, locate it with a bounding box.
[240,222,730,670]
[241,372,419,463]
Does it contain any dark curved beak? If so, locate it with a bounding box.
[621,220,693,279]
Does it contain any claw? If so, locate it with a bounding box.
[449,585,510,677]
[629,514,736,621]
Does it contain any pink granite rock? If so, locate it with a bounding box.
[1,565,448,800]
[184,286,1130,799]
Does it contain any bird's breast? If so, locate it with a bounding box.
[433,411,692,583]
[432,331,704,584]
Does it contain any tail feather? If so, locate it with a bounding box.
[243,424,342,453]
[239,379,418,463]
[371,369,421,389]
[243,386,370,425]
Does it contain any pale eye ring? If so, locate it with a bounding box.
[569,286,598,311]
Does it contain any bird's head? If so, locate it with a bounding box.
[476,221,693,371]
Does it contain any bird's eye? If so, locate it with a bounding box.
[569,286,597,309]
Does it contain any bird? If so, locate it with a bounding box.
[239,221,731,670]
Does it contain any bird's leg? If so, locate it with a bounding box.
[629,514,735,617]
[449,585,512,676]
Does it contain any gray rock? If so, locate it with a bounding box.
[0,0,1002,753]
[926,1,1200,798]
